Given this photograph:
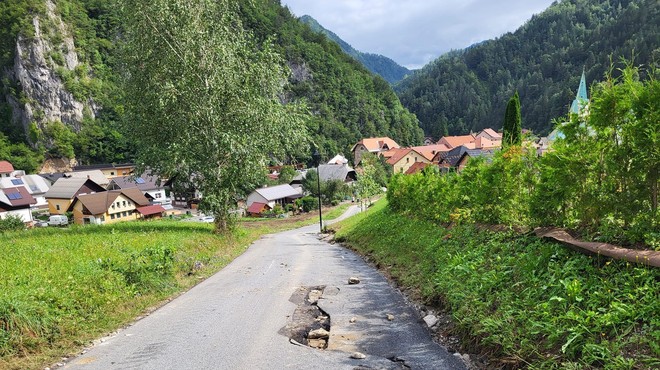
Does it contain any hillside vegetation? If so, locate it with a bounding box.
[299,15,411,85]
[332,200,659,368]
[396,0,659,138]
[0,0,423,167]
[238,0,423,157]
[390,64,659,247]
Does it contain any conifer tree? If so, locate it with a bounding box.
[502,91,522,147]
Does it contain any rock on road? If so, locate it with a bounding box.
[63,206,466,370]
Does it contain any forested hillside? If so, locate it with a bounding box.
[299,15,411,85]
[396,0,659,138]
[0,0,423,169]
[238,1,423,157]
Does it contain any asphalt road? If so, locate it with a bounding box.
[64,206,466,370]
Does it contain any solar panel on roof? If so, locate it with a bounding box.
[136,177,146,184]
[6,192,22,200]
[11,179,23,185]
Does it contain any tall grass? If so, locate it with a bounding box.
[332,200,660,369]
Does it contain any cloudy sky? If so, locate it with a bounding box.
[281,0,555,69]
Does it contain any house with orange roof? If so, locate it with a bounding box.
[386,148,431,174]
[475,128,502,141]
[437,134,476,149]
[351,137,400,165]
[472,136,501,150]
[410,144,451,162]
[0,161,14,178]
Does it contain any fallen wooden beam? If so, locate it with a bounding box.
[534,227,660,268]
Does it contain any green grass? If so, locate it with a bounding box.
[0,203,351,370]
[332,200,660,369]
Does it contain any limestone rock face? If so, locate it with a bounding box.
[5,0,96,143]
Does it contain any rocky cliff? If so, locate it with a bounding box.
[3,0,96,147]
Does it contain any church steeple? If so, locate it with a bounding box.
[570,70,588,114]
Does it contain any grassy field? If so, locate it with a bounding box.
[331,200,659,369]
[0,204,350,370]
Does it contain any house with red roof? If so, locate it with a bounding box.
[404,162,432,175]
[351,137,400,165]
[0,161,15,178]
[0,187,37,224]
[475,128,502,141]
[385,148,431,174]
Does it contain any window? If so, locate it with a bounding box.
[155,193,162,199]
[111,214,115,219]
[123,201,126,207]
[112,204,115,209]
[136,177,146,184]
[122,211,127,217]
[11,179,23,185]
[110,171,115,176]
[56,204,61,211]
[101,216,105,222]
[406,158,409,163]
[116,202,120,208]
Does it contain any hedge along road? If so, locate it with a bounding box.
[63,205,465,370]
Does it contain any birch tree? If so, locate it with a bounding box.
[119,0,308,231]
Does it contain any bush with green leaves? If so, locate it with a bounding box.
[388,64,658,246]
[0,215,25,232]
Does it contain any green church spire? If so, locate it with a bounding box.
[570,70,588,114]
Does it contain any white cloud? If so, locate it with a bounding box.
[281,0,554,69]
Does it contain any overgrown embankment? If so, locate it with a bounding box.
[332,200,660,369]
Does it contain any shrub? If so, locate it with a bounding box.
[0,215,25,232]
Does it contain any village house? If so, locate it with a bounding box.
[0,174,50,209]
[351,137,400,165]
[404,162,432,175]
[0,187,36,224]
[0,161,15,178]
[45,177,106,215]
[68,188,156,225]
[317,163,357,184]
[246,184,302,213]
[437,134,476,150]
[73,163,135,178]
[386,148,431,174]
[437,146,494,172]
[107,172,169,205]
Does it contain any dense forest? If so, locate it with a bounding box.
[396,0,659,138]
[299,15,411,85]
[0,0,423,170]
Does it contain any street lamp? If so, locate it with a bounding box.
[312,149,323,233]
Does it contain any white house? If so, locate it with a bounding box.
[0,175,50,209]
[0,187,36,224]
[246,184,302,210]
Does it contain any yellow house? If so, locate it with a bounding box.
[44,177,107,215]
[69,188,151,225]
[386,148,431,173]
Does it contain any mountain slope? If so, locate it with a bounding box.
[299,15,411,85]
[0,0,423,167]
[396,0,659,138]
[238,1,423,156]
